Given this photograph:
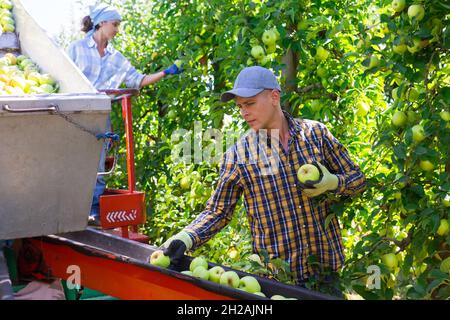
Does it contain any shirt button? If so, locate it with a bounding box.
[298,205,302,209]
[303,225,306,228]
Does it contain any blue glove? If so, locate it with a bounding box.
[163,63,182,75]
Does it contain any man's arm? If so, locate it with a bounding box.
[320,124,367,197]
[184,152,243,249]
[162,149,243,258]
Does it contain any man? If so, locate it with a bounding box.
[163,66,366,295]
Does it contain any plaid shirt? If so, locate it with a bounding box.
[67,35,145,90]
[185,112,366,281]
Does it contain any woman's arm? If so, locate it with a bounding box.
[139,71,166,88]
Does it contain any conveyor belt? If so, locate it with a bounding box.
[27,229,337,300]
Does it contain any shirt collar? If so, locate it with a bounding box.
[86,35,114,54]
[282,110,302,136]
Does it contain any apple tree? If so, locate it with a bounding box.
[101,0,449,299]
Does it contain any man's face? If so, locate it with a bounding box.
[235,89,280,131]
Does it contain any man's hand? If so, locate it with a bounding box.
[162,231,193,268]
[163,62,183,75]
[302,162,339,197]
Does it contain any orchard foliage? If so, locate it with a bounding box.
[103,0,449,299]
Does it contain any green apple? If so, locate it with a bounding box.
[310,99,322,112]
[26,71,41,83]
[219,271,240,288]
[253,291,266,297]
[356,101,370,117]
[391,0,406,12]
[407,87,420,100]
[407,4,425,22]
[367,55,380,69]
[419,160,434,171]
[382,253,398,270]
[443,194,450,207]
[437,219,449,236]
[2,23,14,33]
[440,111,450,121]
[174,59,183,69]
[392,111,407,127]
[194,35,204,45]
[208,266,225,283]
[407,38,423,54]
[16,55,27,64]
[265,43,276,54]
[297,164,320,184]
[238,276,261,293]
[297,20,309,31]
[1,1,13,10]
[315,46,330,62]
[39,84,54,93]
[392,87,402,101]
[271,295,287,300]
[259,55,270,66]
[411,124,426,143]
[4,53,16,65]
[38,73,55,85]
[167,109,177,119]
[393,43,407,54]
[1,15,14,26]
[0,57,9,67]
[440,257,450,274]
[251,46,265,60]
[248,254,263,266]
[316,66,327,78]
[29,85,44,94]
[181,270,193,276]
[407,111,419,124]
[192,266,210,280]
[180,176,191,189]
[149,250,170,268]
[262,29,277,46]
[189,256,208,272]
[271,27,280,40]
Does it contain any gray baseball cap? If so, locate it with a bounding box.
[220,66,281,102]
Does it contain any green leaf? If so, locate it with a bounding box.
[393,144,406,160]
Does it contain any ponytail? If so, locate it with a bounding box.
[81,16,99,33]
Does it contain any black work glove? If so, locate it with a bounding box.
[163,239,187,270]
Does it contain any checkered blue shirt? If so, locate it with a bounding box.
[185,112,367,282]
[67,35,145,90]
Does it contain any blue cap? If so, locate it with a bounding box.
[221,66,281,102]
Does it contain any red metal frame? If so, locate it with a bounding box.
[98,90,147,241]
[29,238,234,300]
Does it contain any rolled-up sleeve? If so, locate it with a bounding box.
[123,58,145,89]
[320,124,367,196]
[185,150,243,249]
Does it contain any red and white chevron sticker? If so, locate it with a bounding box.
[106,209,138,223]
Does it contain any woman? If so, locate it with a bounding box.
[68,4,182,225]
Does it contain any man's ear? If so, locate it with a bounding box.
[271,90,280,106]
